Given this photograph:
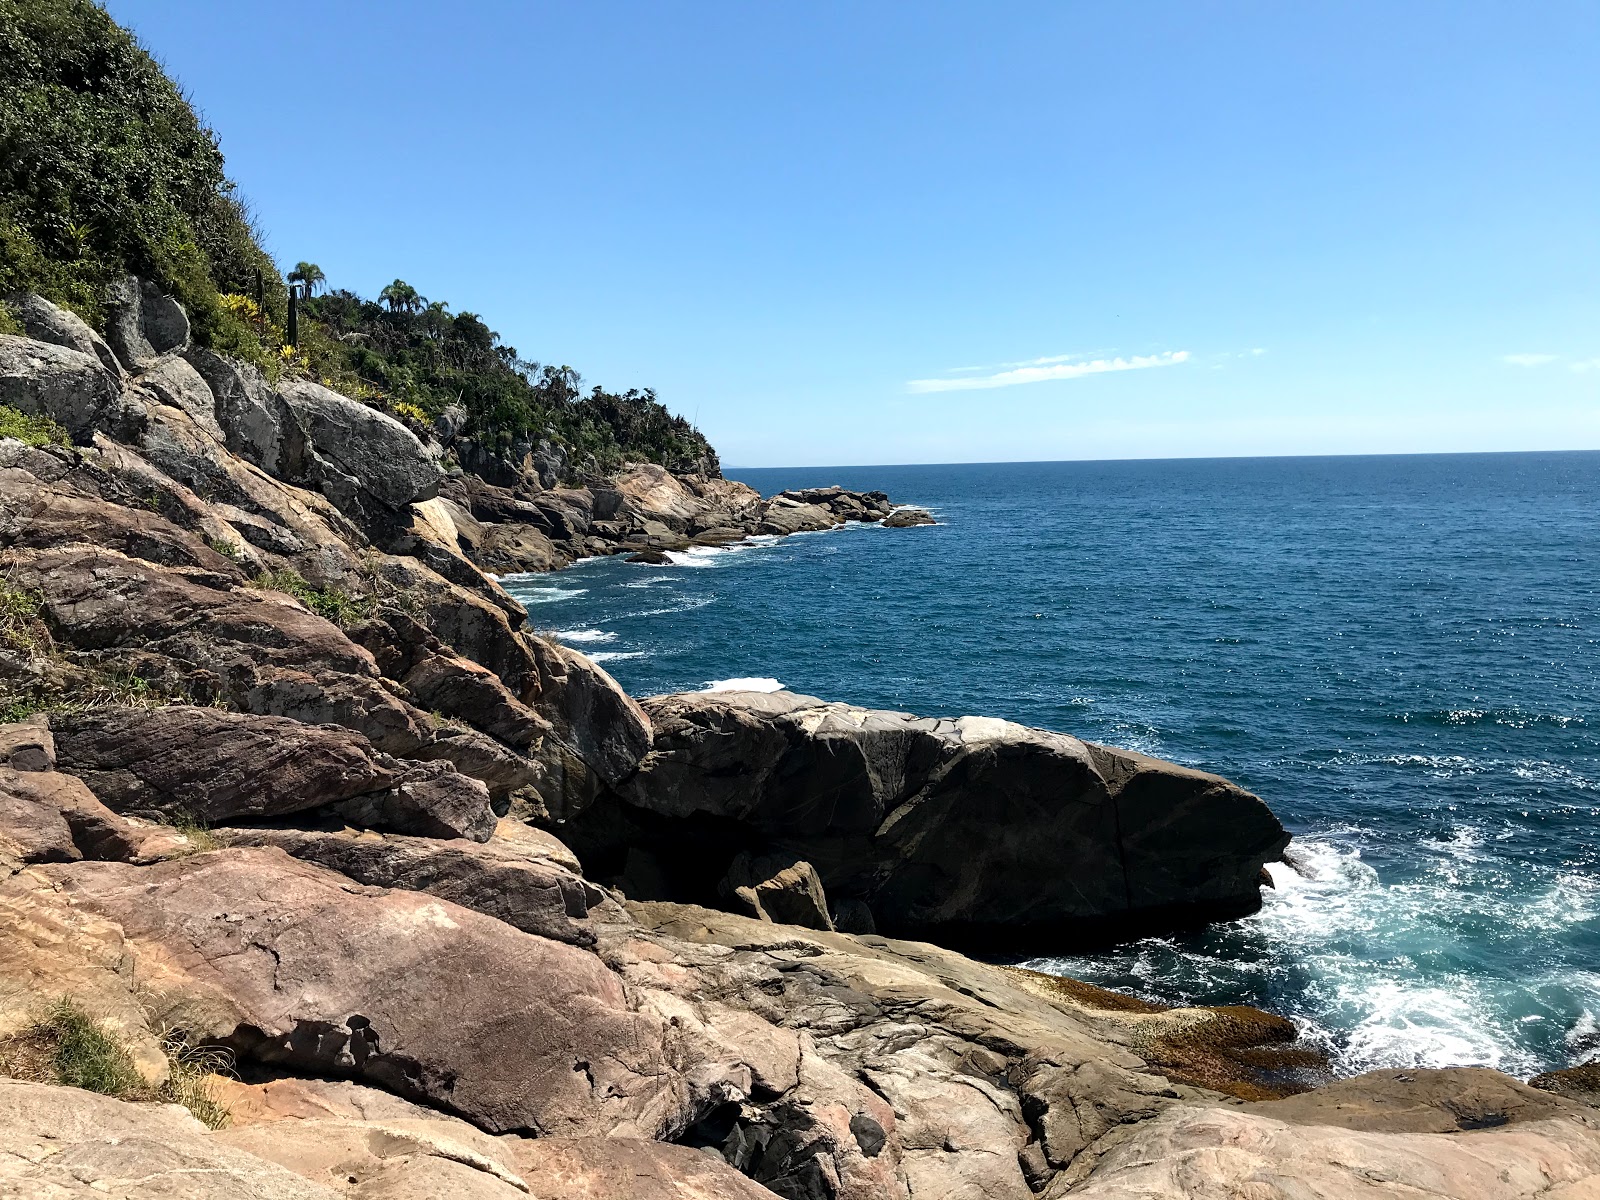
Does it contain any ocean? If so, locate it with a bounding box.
[500,452,1600,1078]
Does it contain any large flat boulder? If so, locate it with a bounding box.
[569,690,1288,948]
[1061,1101,1600,1199]
[42,849,695,1138]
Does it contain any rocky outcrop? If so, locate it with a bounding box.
[219,824,606,946]
[882,506,935,528]
[1062,1092,1600,1198]
[0,1079,338,1199]
[432,466,904,576]
[278,378,444,521]
[51,706,495,841]
[564,689,1289,948]
[41,849,696,1138]
[5,291,122,375]
[0,334,138,443]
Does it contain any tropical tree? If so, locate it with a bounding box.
[287,261,325,296]
[379,279,423,314]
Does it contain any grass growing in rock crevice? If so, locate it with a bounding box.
[253,567,374,628]
[0,997,234,1128]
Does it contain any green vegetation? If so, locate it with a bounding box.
[298,285,718,478]
[0,0,283,354]
[253,567,373,628]
[167,811,220,854]
[0,401,69,447]
[0,998,233,1128]
[0,298,21,335]
[205,536,244,562]
[35,997,148,1097]
[0,577,46,653]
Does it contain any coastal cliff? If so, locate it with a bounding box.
[2,284,1599,1198]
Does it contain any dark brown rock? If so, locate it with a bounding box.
[51,706,494,841]
[569,690,1288,949]
[1255,1066,1588,1132]
[881,507,936,527]
[1533,1062,1600,1107]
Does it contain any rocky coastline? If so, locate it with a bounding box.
[3,284,1599,1197]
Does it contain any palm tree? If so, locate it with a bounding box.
[379,279,423,315]
[287,262,325,297]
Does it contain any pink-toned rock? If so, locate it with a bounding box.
[42,849,693,1138]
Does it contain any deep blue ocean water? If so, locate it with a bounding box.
[501,453,1600,1077]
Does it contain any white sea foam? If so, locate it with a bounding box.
[556,629,617,644]
[621,596,716,620]
[504,585,588,604]
[589,650,648,663]
[1335,980,1513,1072]
[703,677,784,693]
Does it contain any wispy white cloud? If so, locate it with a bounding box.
[907,350,1190,394]
[1570,358,1600,373]
[1502,353,1558,367]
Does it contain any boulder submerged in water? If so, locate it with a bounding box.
[882,506,936,527]
[556,689,1290,950]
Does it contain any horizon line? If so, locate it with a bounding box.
[721,446,1600,472]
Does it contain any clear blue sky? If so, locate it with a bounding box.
[108,1,1598,467]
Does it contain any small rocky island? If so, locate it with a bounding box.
[3,282,1599,1199]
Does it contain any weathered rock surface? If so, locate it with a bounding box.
[723,849,836,931]
[0,1079,339,1199]
[104,275,191,371]
[6,291,122,375]
[278,379,444,520]
[568,690,1289,947]
[1535,1062,1600,1107]
[502,1137,780,1200]
[0,333,136,443]
[51,706,495,841]
[219,825,604,945]
[218,1115,532,1198]
[1060,1100,1600,1198]
[41,849,696,1138]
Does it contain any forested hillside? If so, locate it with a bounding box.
[0,0,717,481]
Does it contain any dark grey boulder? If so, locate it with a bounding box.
[563,690,1290,949]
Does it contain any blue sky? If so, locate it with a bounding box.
[109,1,1598,466]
